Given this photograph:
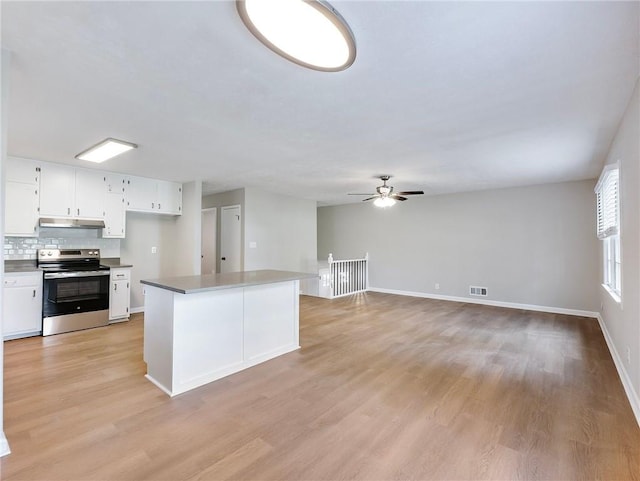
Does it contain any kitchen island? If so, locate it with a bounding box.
[140,270,316,396]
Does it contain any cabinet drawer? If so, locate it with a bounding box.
[110,269,130,281]
[4,273,42,288]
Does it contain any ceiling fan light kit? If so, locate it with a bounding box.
[373,196,396,208]
[349,175,425,208]
[236,0,356,72]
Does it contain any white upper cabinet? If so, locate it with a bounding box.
[157,181,182,215]
[39,164,105,219]
[5,157,40,237]
[39,162,76,218]
[126,175,182,215]
[74,168,106,219]
[4,159,182,238]
[103,173,127,238]
[125,175,157,212]
[7,156,40,184]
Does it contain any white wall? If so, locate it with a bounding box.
[166,181,201,276]
[244,187,317,279]
[202,188,245,273]
[318,180,599,312]
[0,48,11,456]
[598,78,640,423]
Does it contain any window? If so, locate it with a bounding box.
[595,164,621,300]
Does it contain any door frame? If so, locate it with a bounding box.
[201,207,217,275]
[220,204,242,273]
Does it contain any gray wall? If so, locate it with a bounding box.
[168,181,201,276]
[318,180,599,311]
[202,188,245,272]
[120,212,177,310]
[599,78,640,414]
[244,187,317,276]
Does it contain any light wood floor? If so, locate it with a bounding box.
[1,292,638,481]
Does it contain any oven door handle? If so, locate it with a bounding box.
[44,270,111,279]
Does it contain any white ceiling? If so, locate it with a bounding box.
[2,1,639,205]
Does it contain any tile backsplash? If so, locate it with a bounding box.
[4,228,120,260]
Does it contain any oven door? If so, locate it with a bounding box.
[43,271,110,318]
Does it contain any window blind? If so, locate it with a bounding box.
[595,165,619,239]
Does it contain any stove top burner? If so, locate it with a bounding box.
[37,248,108,273]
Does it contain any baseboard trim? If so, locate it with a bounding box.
[130,306,144,314]
[596,314,640,427]
[368,287,599,318]
[0,431,10,457]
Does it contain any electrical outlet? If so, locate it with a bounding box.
[151,246,157,254]
[626,347,631,365]
[435,283,440,290]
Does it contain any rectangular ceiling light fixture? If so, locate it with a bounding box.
[75,138,138,163]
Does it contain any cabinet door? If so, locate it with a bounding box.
[75,169,105,219]
[3,277,43,338]
[126,175,157,212]
[39,163,75,217]
[110,278,130,320]
[5,181,39,236]
[7,157,40,184]
[103,192,126,238]
[156,181,182,214]
[105,173,126,194]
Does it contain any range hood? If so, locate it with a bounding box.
[39,217,106,229]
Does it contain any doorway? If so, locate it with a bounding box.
[220,205,241,273]
[201,208,217,274]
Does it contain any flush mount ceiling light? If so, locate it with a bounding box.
[237,0,356,72]
[75,138,138,163]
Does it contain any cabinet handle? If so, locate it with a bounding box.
[158,203,161,209]
[67,207,70,215]
[33,289,36,298]
[77,208,80,216]
[152,202,155,209]
[114,284,117,291]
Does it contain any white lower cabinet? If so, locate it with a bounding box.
[3,272,43,340]
[109,268,131,322]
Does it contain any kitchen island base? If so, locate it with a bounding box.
[143,277,302,396]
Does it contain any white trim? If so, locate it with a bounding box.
[0,432,10,457]
[601,283,622,304]
[596,314,640,427]
[130,306,144,314]
[368,287,599,318]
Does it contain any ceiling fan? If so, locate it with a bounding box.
[349,175,424,207]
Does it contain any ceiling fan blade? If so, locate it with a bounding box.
[390,195,407,201]
[348,193,375,196]
[362,196,379,202]
[396,191,424,195]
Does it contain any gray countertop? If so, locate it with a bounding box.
[4,258,132,272]
[141,270,318,294]
[100,258,133,268]
[4,260,40,273]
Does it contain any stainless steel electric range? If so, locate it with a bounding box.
[38,249,111,336]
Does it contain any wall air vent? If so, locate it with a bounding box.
[469,286,488,296]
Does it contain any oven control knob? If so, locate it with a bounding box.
[47,252,52,256]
